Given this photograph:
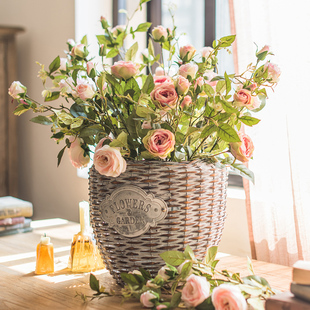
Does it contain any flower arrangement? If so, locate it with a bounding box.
[78,246,279,309]
[8,0,279,182]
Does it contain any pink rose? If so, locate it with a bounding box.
[140,291,158,308]
[151,83,178,111]
[71,44,86,58]
[257,45,270,54]
[201,46,214,59]
[86,61,95,76]
[181,274,211,308]
[180,95,192,109]
[230,132,254,163]
[156,305,168,310]
[248,83,257,91]
[59,58,68,71]
[176,75,191,95]
[142,121,152,129]
[179,45,196,61]
[93,145,126,177]
[67,137,90,169]
[155,67,165,76]
[179,63,198,79]
[142,129,175,159]
[194,76,205,90]
[233,87,258,110]
[212,284,247,310]
[111,61,140,80]
[264,62,281,83]
[8,81,27,99]
[152,26,168,42]
[154,75,173,85]
[76,80,95,100]
[111,25,126,37]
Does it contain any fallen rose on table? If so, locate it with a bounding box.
[77,246,279,310]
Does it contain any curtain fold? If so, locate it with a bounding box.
[233,0,310,266]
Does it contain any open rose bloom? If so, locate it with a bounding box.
[8,0,278,182]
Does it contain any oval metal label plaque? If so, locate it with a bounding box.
[99,185,168,238]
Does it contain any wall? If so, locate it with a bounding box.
[0,0,88,222]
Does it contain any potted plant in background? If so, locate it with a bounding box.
[8,0,279,288]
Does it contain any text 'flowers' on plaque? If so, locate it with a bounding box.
[99,185,168,238]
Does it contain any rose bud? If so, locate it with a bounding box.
[111,25,126,38]
[142,129,175,159]
[201,46,214,59]
[230,132,254,162]
[71,43,87,58]
[264,62,281,83]
[111,60,140,80]
[155,66,165,76]
[140,291,159,308]
[258,44,270,54]
[93,145,126,177]
[68,137,90,169]
[86,61,95,76]
[154,75,173,85]
[8,81,27,99]
[157,266,171,282]
[179,45,196,62]
[181,274,211,308]
[194,76,205,91]
[152,26,168,42]
[178,63,198,80]
[180,95,192,109]
[212,284,247,310]
[176,75,191,95]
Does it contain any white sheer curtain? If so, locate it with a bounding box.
[234,0,310,266]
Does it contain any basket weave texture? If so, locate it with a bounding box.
[89,160,228,284]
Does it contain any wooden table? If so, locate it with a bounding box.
[0,219,292,310]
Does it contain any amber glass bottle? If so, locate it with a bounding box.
[35,234,54,274]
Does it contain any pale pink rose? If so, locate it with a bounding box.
[67,137,90,169]
[142,129,175,159]
[93,145,126,177]
[76,80,95,100]
[151,83,178,111]
[95,137,112,153]
[59,58,68,71]
[264,62,281,83]
[180,95,192,109]
[176,75,191,95]
[156,305,168,310]
[140,291,157,308]
[155,67,165,76]
[181,274,211,308]
[177,260,193,278]
[194,76,205,90]
[71,44,86,58]
[154,75,173,85]
[212,284,247,310]
[248,83,257,91]
[8,81,27,99]
[257,45,270,54]
[146,280,159,289]
[179,45,196,61]
[201,46,214,59]
[67,39,75,46]
[86,61,95,76]
[111,25,126,37]
[205,70,218,89]
[111,61,140,80]
[152,26,168,41]
[158,266,170,281]
[128,270,142,276]
[230,132,254,163]
[59,77,75,94]
[233,87,258,110]
[142,121,152,129]
[179,63,198,79]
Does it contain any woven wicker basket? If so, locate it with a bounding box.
[89,160,228,284]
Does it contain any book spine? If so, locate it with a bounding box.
[0,208,32,220]
[0,216,25,226]
[0,219,31,232]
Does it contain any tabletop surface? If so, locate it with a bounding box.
[0,218,293,310]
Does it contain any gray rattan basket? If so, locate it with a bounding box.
[89,160,228,284]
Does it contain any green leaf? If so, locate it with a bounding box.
[148,38,155,57]
[196,296,215,310]
[51,131,64,140]
[180,261,193,279]
[109,131,128,149]
[79,125,103,138]
[106,73,123,94]
[70,103,87,118]
[134,22,152,32]
[125,42,139,61]
[136,106,154,117]
[247,256,255,275]
[160,250,186,266]
[89,273,100,293]
[217,124,240,142]
[120,273,140,286]
[96,34,109,45]
[30,115,53,125]
[44,91,60,102]
[106,48,119,58]
[231,162,255,184]
[224,72,231,95]
[184,245,196,260]
[13,104,30,116]
[80,35,88,45]
[201,124,217,139]
[256,50,268,61]
[142,74,155,94]
[49,56,60,73]
[57,146,66,167]
[239,116,260,126]
[220,100,239,114]
[124,77,141,101]
[218,35,236,47]
[247,297,265,310]
[203,84,215,97]
[70,117,83,129]
[216,80,226,94]
[170,292,181,308]
[205,246,218,265]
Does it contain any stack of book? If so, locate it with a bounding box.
[266,260,310,309]
[0,196,33,236]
